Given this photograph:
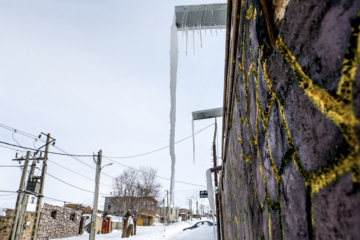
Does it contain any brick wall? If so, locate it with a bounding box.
[220,0,360,239]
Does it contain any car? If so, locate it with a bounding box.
[183,221,215,231]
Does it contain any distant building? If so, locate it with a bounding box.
[179,208,190,221]
[104,196,157,226]
[156,206,179,223]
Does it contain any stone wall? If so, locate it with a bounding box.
[37,203,82,240]
[0,210,35,240]
[220,0,360,239]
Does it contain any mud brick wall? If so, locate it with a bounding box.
[221,0,360,239]
[37,203,82,240]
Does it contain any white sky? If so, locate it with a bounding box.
[0,0,226,211]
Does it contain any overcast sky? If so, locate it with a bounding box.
[0,0,226,211]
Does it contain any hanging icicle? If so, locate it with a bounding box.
[169,13,179,206]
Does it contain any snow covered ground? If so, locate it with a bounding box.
[54,220,215,240]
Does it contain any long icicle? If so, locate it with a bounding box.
[169,13,179,206]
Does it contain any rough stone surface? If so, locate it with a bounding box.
[37,203,82,240]
[313,173,360,240]
[281,162,308,240]
[220,0,360,239]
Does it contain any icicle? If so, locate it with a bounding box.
[192,26,195,54]
[210,9,214,37]
[182,7,188,38]
[199,9,203,48]
[186,26,189,56]
[192,120,195,164]
[169,12,178,206]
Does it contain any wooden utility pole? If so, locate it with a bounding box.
[9,151,30,240]
[196,201,198,219]
[165,190,169,225]
[162,198,165,223]
[90,150,102,240]
[31,133,51,240]
[189,199,192,221]
[16,159,37,240]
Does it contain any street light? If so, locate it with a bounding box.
[89,150,112,240]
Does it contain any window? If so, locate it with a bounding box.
[70,214,76,221]
[51,210,57,219]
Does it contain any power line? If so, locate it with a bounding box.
[48,159,112,188]
[0,190,17,193]
[0,165,22,168]
[0,123,211,187]
[0,189,85,206]
[0,141,93,157]
[44,170,108,195]
[103,123,215,159]
[103,156,206,187]
[0,122,215,159]
[0,144,26,152]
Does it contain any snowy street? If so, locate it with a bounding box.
[54,220,216,240]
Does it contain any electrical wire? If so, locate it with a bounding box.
[104,123,215,159]
[103,156,206,187]
[0,123,211,187]
[0,122,215,159]
[0,165,22,167]
[0,190,17,193]
[0,141,93,157]
[44,170,108,195]
[0,144,26,152]
[48,159,112,188]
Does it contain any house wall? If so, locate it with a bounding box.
[0,210,35,240]
[221,0,360,239]
[37,203,82,240]
[110,221,123,232]
[166,207,179,222]
[104,197,123,216]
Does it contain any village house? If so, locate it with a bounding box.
[104,196,157,226]
[156,206,179,223]
[0,203,82,240]
[179,208,189,221]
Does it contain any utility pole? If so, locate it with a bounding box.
[196,201,198,219]
[90,150,102,240]
[9,151,30,240]
[189,199,192,221]
[16,159,37,240]
[165,190,169,225]
[31,133,52,240]
[162,198,165,223]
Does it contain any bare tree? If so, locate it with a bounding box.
[113,167,161,238]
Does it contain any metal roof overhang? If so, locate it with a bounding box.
[175,3,227,31]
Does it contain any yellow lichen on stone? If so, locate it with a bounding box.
[276,36,360,150]
[235,216,239,224]
[245,5,253,20]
